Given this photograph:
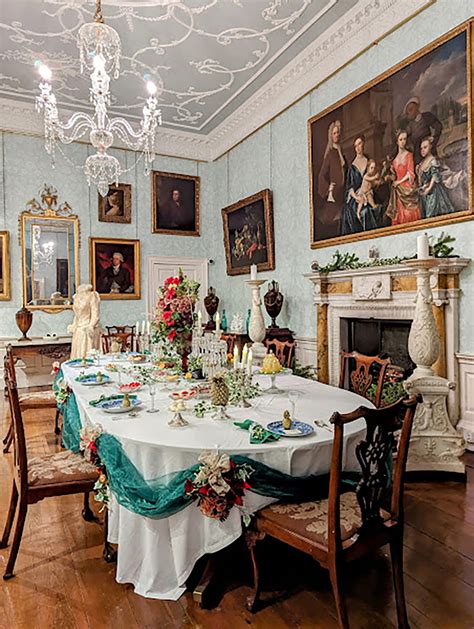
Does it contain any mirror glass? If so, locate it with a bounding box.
[22,214,79,311]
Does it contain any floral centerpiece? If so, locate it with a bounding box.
[153,269,200,371]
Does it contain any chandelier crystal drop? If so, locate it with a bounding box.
[35,0,162,196]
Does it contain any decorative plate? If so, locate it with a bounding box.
[96,397,142,413]
[267,420,314,437]
[67,358,94,369]
[75,373,111,386]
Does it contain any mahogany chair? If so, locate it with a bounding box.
[3,345,61,454]
[220,333,235,356]
[0,368,99,580]
[339,351,391,408]
[265,339,295,368]
[101,325,137,353]
[246,397,418,628]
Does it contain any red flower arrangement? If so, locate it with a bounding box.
[184,452,253,521]
[153,269,200,370]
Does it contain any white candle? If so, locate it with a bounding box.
[147,320,151,335]
[250,264,257,280]
[247,348,253,376]
[197,310,202,329]
[215,312,220,333]
[241,343,248,369]
[136,321,140,335]
[233,345,239,370]
[417,233,430,260]
[141,320,146,335]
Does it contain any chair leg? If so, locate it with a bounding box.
[2,422,13,454]
[103,509,117,563]
[246,530,265,613]
[0,481,19,549]
[82,492,99,523]
[329,560,349,629]
[390,534,410,629]
[54,409,61,436]
[3,494,28,580]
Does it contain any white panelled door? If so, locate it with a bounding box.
[147,256,209,317]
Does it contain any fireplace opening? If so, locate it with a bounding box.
[340,318,415,376]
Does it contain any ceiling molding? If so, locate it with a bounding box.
[0,0,433,162]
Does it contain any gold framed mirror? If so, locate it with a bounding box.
[19,184,80,313]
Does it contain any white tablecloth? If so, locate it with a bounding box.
[61,360,371,599]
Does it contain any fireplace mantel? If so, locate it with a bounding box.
[305,258,470,422]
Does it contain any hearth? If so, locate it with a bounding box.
[341,318,415,375]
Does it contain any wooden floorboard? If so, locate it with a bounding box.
[1,404,474,628]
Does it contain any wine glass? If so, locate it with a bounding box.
[288,390,301,420]
[147,382,159,414]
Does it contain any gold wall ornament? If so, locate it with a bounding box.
[19,185,80,313]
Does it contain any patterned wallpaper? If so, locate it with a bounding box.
[0,0,472,355]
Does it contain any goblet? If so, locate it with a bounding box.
[147,382,159,414]
[288,390,301,420]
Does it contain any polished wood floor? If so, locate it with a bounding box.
[1,402,474,628]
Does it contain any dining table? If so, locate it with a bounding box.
[60,357,372,600]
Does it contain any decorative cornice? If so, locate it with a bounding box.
[0,0,433,162]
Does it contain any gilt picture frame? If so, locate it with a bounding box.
[0,231,11,301]
[98,184,132,224]
[221,189,275,276]
[152,171,200,236]
[89,237,141,300]
[309,20,473,248]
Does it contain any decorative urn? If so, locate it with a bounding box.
[264,280,283,328]
[15,307,33,342]
[204,287,219,330]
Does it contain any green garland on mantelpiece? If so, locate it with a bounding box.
[312,233,457,274]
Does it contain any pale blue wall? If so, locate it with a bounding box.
[0,0,473,355]
[209,1,474,355]
[0,131,215,338]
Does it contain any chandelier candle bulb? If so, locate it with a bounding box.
[250,264,258,280]
[38,64,52,81]
[417,233,430,260]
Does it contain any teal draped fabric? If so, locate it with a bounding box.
[55,374,369,520]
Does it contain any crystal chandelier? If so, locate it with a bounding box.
[32,226,55,269]
[35,0,162,196]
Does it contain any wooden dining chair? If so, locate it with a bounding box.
[3,345,61,454]
[101,325,136,353]
[265,339,295,368]
[0,368,99,580]
[220,333,235,356]
[339,351,391,408]
[245,397,418,628]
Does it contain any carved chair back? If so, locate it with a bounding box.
[4,360,29,490]
[327,397,417,553]
[220,333,235,356]
[101,325,137,353]
[339,351,391,408]
[265,339,295,368]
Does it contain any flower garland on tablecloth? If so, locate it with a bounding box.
[152,269,200,369]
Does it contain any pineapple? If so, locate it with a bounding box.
[211,374,229,407]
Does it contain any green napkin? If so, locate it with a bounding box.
[234,419,280,444]
[89,394,137,407]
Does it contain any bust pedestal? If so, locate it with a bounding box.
[404,259,464,475]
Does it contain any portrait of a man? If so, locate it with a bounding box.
[152,171,200,236]
[309,26,471,247]
[98,184,131,224]
[90,238,140,300]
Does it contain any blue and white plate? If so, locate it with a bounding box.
[267,420,314,438]
[75,373,111,386]
[67,358,94,369]
[96,397,142,413]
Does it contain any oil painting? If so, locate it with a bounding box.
[90,238,140,300]
[152,171,200,236]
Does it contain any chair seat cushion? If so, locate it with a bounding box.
[19,390,56,408]
[262,492,390,546]
[28,450,98,487]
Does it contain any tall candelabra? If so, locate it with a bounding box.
[190,325,227,379]
[245,279,266,365]
[404,259,464,475]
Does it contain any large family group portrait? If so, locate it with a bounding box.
[309,27,471,247]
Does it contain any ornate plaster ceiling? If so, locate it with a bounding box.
[0,0,432,160]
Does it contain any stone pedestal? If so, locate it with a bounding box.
[404,259,465,475]
[246,279,267,365]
